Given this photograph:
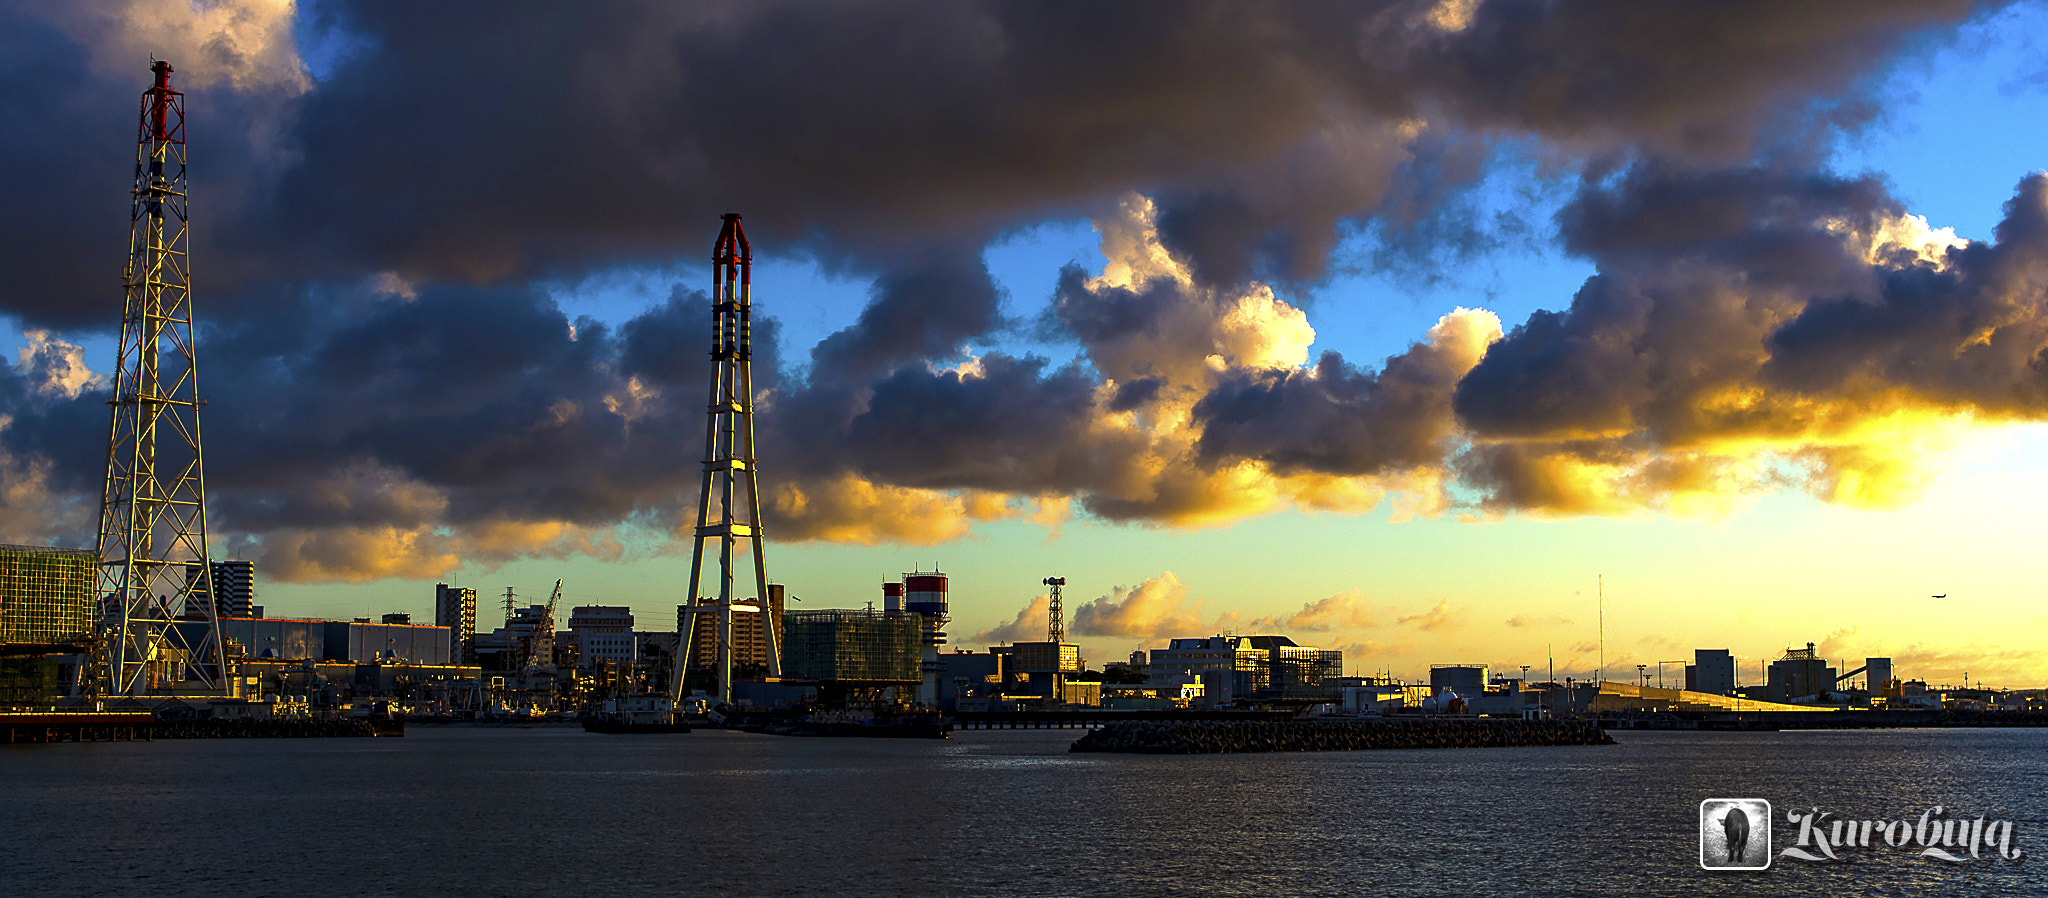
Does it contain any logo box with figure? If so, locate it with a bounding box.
[1701,799,1772,870]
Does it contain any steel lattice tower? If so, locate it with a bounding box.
[1044,576,1066,643]
[673,214,779,707]
[90,60,224,697]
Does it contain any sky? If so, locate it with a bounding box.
[6,0,2048,688]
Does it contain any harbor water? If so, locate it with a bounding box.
[5,726,2046,896]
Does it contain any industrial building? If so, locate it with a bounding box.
[1147,635,1343,705]
[780,609,922,683]
[1685,649,1736,696]
[0,544,95,647]
[1766,643,1838,702]
[990,641,1083,702]
[182,560,257,619]
[933,650,1002,712]
[1429,664,1488,697]
[174,617,453,666]
[435,584,477,664]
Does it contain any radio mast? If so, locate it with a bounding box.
[92,60,224,696]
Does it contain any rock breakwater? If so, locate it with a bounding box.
[1069,718,1615,753]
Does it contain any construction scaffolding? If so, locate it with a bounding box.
[780,610,920,683]
[0,544,96,647]
[1256,646,1344,701]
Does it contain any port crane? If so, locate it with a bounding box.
[523,579,563,672]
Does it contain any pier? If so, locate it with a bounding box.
[2,712,154,744]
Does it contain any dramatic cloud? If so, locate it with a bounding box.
[0,1,2030,580]
[1193,308,1500,476]
[1071,572,1206,640]
[4,1,2006,322]
[1451,168,2048,514]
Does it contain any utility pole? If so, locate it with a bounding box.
[90,59,223,697]
[673,214,777,708]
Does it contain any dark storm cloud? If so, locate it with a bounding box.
[807,246,1006,380]
[1761,174,2048,413]
[5,0,2006,329]
[840,355,1110,493]
[1382,0,1985,159]
[0,3,303,329]
[0,0,2029,567]
[1194,347,1466,475]
[1455,165,1903,442]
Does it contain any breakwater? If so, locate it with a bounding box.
[1070,718,1615,754]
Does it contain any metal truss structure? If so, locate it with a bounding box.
[672,214,780,707]
[90,60,224,696]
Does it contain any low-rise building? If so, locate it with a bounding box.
[1147,635,1342,705]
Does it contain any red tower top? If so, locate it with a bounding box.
[142,59,184,144]
[713,213,751,284]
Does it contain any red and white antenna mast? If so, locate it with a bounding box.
[90,60,225,696]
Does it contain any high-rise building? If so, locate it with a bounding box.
[682,584,785,675]
[183,560,256,619]
[435,584,477,665]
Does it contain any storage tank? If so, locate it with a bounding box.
[904,572,948,616]
[883,582,904,614]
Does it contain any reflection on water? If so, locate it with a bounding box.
[5,727,2044,896]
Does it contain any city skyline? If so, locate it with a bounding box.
[4,3,2048,687]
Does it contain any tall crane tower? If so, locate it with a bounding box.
[91,60,224,696]
[523,580,563,672]
[672,214,779,708]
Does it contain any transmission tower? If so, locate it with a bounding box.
[672,214,778,708]
[91,60,224,697]
[1043,577,1066,644]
